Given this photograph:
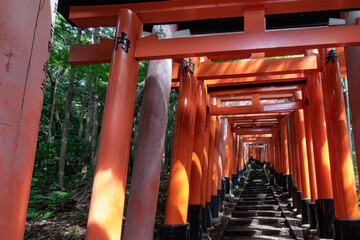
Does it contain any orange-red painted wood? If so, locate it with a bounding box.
[209,101,302,116]
[69,0,360,27]
[307,73,333,199]
[164,60,197,225]
[197,57,319,80]
[302,87,318,202]
[202,121,210,205]
[344,11,360,193]
[291,114,302,190]
[0,0,57,238]
[205,98,217,202]
[208,114,218,197]
[85,9,143,240]
[294,99,311,199]
[135,24,360,60]
[280,117,290,175]
[321,48,360,219]
[210,84,303,97]
[68,24,360,63]
[224,123,231,178]
[189,81,207,205]
[215,117,223,189]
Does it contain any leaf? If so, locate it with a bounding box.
[66,227,76,239]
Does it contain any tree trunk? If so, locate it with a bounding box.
[58,29,82,190]
[78,95,86,137]
[81,92,93,179]
[91,93,98,166]
[47,73,57,143]
[47,68,66,143]
[82,27,100,176]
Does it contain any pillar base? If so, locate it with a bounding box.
[333,218,360,240]
[187,204,203,240]
[228,181,233,195]
[296,191,302,214]
[269,175,275,185]
[203,202,212,230]
[279,173,284,188]
[210,195,219,218]
[315,198,335,238]
[224,177,230,195]
[288,175,293,192]
[239,177,245,187]
[291,186,297,208]
[266,162,270,169]
[301,198,311,224]
[238,169,243,178]
[282,174,290,192]
[309,202,317,229]
[232,174,238,187]
[217,189,224,212]
[159,223,190,240]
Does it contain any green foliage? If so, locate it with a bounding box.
[23,232,37,240]
[27,12,179,238]
[66,227,76,239]
[70,211,86,219]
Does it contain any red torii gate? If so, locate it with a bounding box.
[1,1,360,240]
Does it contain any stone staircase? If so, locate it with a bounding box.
[223,162,295,240]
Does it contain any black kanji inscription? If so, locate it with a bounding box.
[182,58,195,74]
[325,49,339,64]
[114,32,131,53]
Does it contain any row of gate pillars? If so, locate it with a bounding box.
[2,3,360,240]
[267,49,360,239]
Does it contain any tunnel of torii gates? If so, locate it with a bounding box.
[2,0,360,239]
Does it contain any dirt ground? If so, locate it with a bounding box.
[25,171,169,240]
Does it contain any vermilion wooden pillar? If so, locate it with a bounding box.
[291,113,303,213]
[231,132,238,185]
[123,24,175,240]
[189,80,207,206]
[208,100,220,218]
[320,48,360,239]
[280,117,290,191]
[285,116,295,195]
[307,72,335,238]
[302,86,318,229]
[202,100,212,229]
[162,58,197,238]
[205,97,217,220]
[0,1,58,238]
[271,136,276,169]
[86,9,143,240]
[274,132,282,179]
[224,123,231,179]
[188,80,207,239]
[295,108,311,200]
[344,11,360,196]
[215,116,225,212]
[294,91,312,224]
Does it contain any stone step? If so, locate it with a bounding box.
[232,210,283,218]
[229,216,286,225]
[225,225,291,236]
[223,235,295,240]
[235,205,280,211]
[241,193,274,198]
[237,200,278,206]
[241,196,275,201]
